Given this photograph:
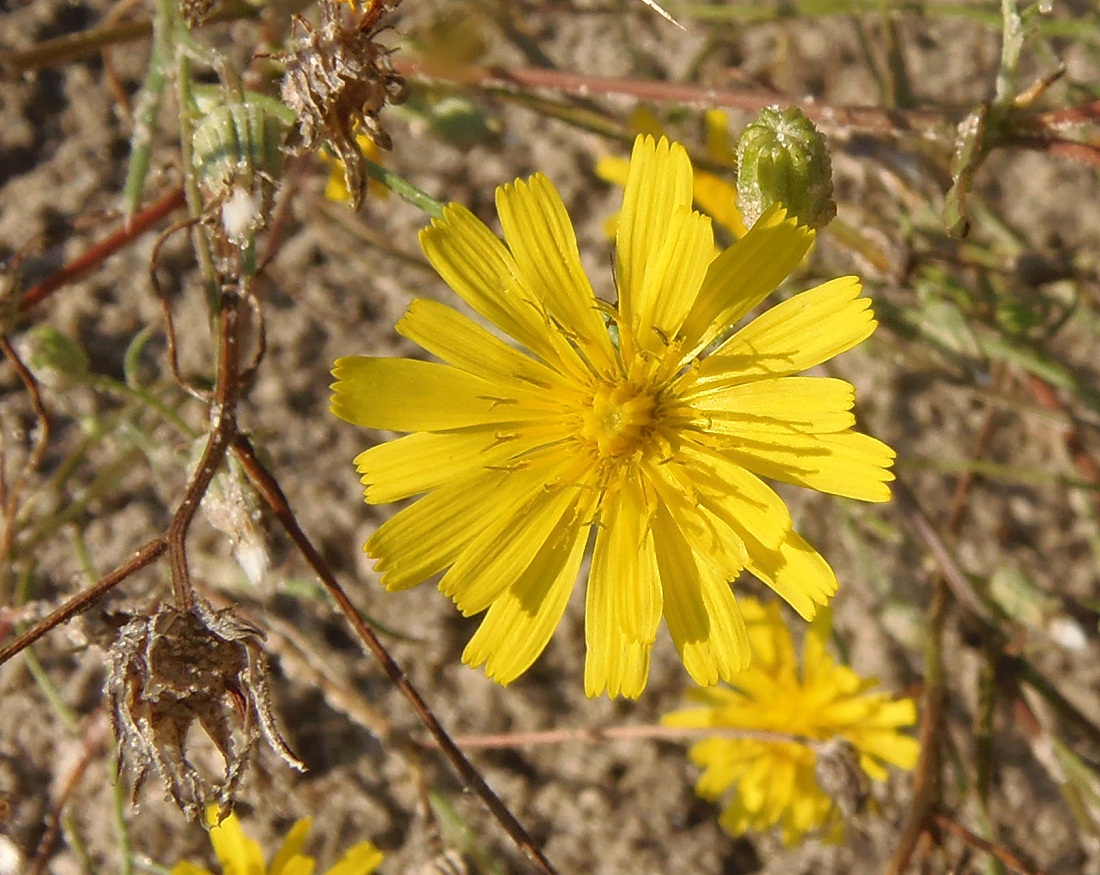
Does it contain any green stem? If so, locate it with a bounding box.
[364,158,447,219]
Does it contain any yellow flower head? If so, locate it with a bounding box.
[331,134,895,698]
[663,599,919,845]
[172,806,384,875]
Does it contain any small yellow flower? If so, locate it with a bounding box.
[596,109,748,239]
[332,134,895,698]
[172,807,384,875]
[663,599,919,845]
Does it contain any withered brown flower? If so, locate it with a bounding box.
[106,600,304,820]
[280,0,408,210]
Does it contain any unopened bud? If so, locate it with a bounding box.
[192,96,289,246]
[736,105,836,230]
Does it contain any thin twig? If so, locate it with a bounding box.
[397,58,952,138]
[0,536,167,667]
[164,287,242,609]
[16,187,186,316]
[890,478,998,624]
[0,0,261,76]
[229,435,559,875]
[444,724,822,750]
[932,813,1049,875]
[887,578,949,875]
[148,215,211,402]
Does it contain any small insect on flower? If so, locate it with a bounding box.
[171,805,384,875]
[663,599,919,845]
[332,134,896,698]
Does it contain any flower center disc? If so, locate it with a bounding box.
[581,383,657,459]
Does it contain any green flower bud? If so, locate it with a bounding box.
[736,105,836,230]
[192,95,290,244]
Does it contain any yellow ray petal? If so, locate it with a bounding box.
[692,276,875,383]
[596,477,663,644]
[857,729,920,769]
[396,298,560,388]
[441,476,579,616]
[679,205,813,356]
[366,470,509,590]
[269,818,313,875]
[331,357,520,432]
[721,430,896,502]
[616,136,693,339]
[277,859,313,875]
[171,864,215,875]
[495,174,616,366]
[594,154,629,187]
[462,505,589,685]
[685,376,856,436]
[419,203,576,369]
[654,506,750,685]
[354,430,509,504]
[325,842,385,875]
[744,529,839,620]
[642,457,750,577]
[208,811,265,875]
[676,444,792,553]
[632,205,714,362]
[585,518,654,699]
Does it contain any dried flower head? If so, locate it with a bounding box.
[280,0,407,209]
[106,601,304,820]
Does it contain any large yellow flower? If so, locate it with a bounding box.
[663,599,919,845]
[331,134,894,698]
[172,807,384,875]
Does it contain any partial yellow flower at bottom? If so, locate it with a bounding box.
[663,599,919,846]
[331,134,895,699]
[172,806,384,875]
[596,109,748,239]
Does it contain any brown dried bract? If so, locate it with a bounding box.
[106,600,304,820]
[279,0,408,210]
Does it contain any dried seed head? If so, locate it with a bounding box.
[106,601,304,820]
[279,0,407,209]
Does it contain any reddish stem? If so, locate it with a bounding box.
[17,187,185,316]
